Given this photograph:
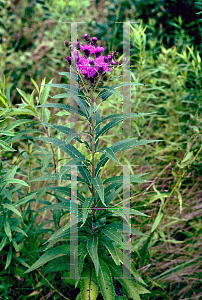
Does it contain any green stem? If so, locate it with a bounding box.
[90,92,96,226]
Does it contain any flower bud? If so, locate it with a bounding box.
[64,41,69,47]
[84,34,90,42]
[91,37,97,45]
[66,56,71,65]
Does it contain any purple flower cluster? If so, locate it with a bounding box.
[65,34,120,84]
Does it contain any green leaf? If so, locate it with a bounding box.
[47,215,83,242]
[24,245,71,274]
[13,191,37,207]
[100,239,121,266]
[0,235,8,251]
[0,140,16,151]
[2,204,22,217]
[71,94,90,119]
[75,243,88,289]
[31,78,40,94]
[4,220,12,242]
[59,157,84,177]
[10,226,28,237]
[5,119,36,131]
[115,247,146,285]
[108,83,144,90]
[151,207,164,233]
[136,283,151,294]
[50,92,70,98]
[87,235,99,277]
[3,179,29,187]
[95,112,153,127]
[95,139,161,176]
[5,247,12,270]
[77,164,92,187]
[33,137,85,159]
[40,79,54,105]
[0,130,16,136]
[30,173,86,184]
[81,197,94,227]
[58,71,82,82]
[40,122,83,144]
[36,103,88,119]
[38,202,70,212]
[16,88,31,105]
[107,260,142,300]
[103,174,150,185]
[104,223,148,237]
[110,139,161,154]
[95,113,151,141]
[80,268,99,300]
[96,258,115,300]
[101,227,131,251]
[99,86,123,98]
[91,175,106,207]
[98,148,122,166]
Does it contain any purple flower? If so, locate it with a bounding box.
[65,34,123,84]
[80,44,96,57]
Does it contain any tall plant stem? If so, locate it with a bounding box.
[90,92,96,225]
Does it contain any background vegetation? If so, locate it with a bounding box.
[0,0,201,299]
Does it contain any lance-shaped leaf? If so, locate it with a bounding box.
[2,204,22,217]
[95,113,151,141]
[75,243,88,289]
[107,259,142,300]
[96,139,161,176]
[4,220,12,242]
[24,244,71,274]
[100,239,121,266]
[96,258,115,300]
[98,86,123,98]
[103,174,150,185]
[12,191,36,208]
[33,137,85,160]
[39,122,83,144]
[95,186,123,216]
[71,94,90,119]
[0,140,16,152]
[50,92,70,98]
[5,119,36,131]
[80,268,99,300]
[81,196,95,227]
[91,175,106,207]
[59,157,84,177]
[87,235,99,277]
[36,103,88,119]
[100,227,131,251]
[58,71,82,82]
[103,222,148,238]
[30,173,86,185]
[46,214,83,242]
[94,112,154,128]
[97,148,122,166]
[77,164,92,187]
[114,247,146,285]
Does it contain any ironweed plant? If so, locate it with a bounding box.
[1,33,159,299]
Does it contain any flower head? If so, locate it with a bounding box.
[65,34,126,85]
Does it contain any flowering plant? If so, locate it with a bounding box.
[24,33,158,299]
